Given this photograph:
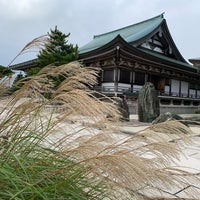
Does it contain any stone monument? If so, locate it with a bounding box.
[138,82,160,122]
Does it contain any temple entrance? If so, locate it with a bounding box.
[148,74,165,92]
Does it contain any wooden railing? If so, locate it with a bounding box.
[158,91,200,99]
[93,86,139,94]
[93,86,200,99]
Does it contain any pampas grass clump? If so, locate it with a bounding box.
[0,60,199,199]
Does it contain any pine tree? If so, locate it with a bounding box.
[0,65,12,78]
[37,26,78,67]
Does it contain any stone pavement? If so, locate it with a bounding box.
[121,114,200,199]
[174,129,200,198]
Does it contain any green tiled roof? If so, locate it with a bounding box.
[79,14,164,54]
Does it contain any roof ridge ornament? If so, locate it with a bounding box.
[161,12,165,18]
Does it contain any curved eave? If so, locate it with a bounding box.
[121,41,197,73]
[79,33,119,54]
[131,19,188,64]
[79,35,128,60]
[9,59,38,71]
[162,20,188,64]
[138,48,197,73]
[79,35,198,75]
[160,20,187,63]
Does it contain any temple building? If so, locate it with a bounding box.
[10,14,200,114]
[189,58,200,70]
[79,13,200,114]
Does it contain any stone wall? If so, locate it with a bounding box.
[127,99,200,115]
[160,106,200,114]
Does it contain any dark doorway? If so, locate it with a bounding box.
[148,74,165,91]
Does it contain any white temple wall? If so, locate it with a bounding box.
[181,81,188,97]
[189,89,196,98]
[197,90,200,98]
[118,83,131,92]
[132,85,142,92]
[164,85,170,94]
[101,83,114,92]
[171,79,179,95]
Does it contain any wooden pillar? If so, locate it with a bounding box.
[101,70,104,92]
[179,80,181,97]
[169,79,172,96]
[114,46,120,96]
[131,70,134,93]
[195,84,197,98]
[114,67,118,96]
[145,74,148,83]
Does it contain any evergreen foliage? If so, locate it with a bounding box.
[37,26,78,67]
[26,67,41,77]
[10,27,78,94]
[0,65,12,78]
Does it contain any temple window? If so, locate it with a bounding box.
[103,69,114,82]
[134,72,145,85]
[119,69,130,83]
[189,83,196,89]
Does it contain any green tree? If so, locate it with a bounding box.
[26,67,41,77]
[0,65,12,78]
[37,26,78,67]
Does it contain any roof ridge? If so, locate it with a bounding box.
[94,13,164,39]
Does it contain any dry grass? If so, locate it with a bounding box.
[7,35,49,67]
[1,61,199,199]
[1,31,200,199]
[66,121,199,199]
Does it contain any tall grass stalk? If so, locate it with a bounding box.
[0,60,199,199]
[7,35,49,67]
[0,97,109,199]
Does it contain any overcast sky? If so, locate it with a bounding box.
[0,0,199,66]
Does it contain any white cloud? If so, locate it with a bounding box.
[0,0,200,66]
